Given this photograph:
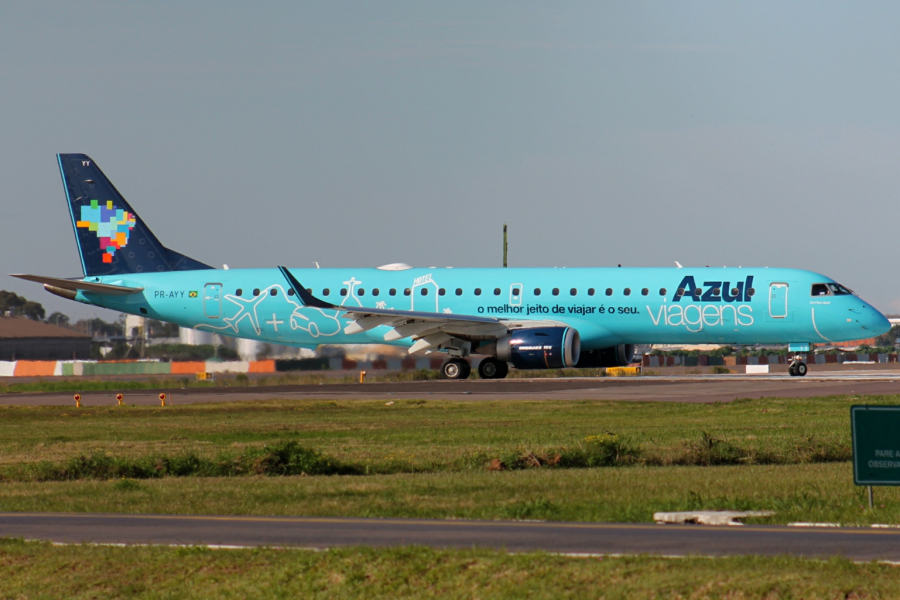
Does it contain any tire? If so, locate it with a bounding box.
[478,357,507,379]
[796,362,807,377]
[496,360,509,379]
[442,359,470,380]
[459,361,472,379]
[788,364,798,377]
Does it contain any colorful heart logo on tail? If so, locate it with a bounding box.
[76,200,137,263]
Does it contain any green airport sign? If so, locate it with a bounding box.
[851,405,900,486]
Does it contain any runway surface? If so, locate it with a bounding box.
[4,372,900,406]
[3,513,900,560]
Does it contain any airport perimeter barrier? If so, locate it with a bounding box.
[0,356,450,377]
[643,353,899,368]
[274,356,447,372]
[0,359,277,377]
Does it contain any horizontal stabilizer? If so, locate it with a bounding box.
[10,274,144,296]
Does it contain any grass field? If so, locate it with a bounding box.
[1,539,898,599]
[0,394,898,525]
[2,393,899,596]
[0,395,863,469]
[0,463,894,524]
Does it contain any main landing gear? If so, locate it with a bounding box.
[439,357,510,380]
[788,355,808,377]
[441,358,471,380]
[477,357,509,380]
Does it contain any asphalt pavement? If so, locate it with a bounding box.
[3,513,900,560]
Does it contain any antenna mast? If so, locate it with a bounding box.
[503,223,508,268]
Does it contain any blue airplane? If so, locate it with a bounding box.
[12,154,892,379]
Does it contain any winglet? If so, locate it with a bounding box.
[278,266,338,310]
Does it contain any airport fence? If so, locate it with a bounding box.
[0,355,448,377]
[0,359,276,377]
[643,353,899,368]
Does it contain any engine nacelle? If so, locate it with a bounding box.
[492,327,581,370]
[575,344,636,368]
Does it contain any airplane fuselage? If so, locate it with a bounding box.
[72,266,888,350]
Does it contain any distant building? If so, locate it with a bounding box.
[830,337,878,349]
[0,316,92,360]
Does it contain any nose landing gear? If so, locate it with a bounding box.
[788,355,808,377]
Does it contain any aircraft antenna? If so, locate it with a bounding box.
[503,223,508,268]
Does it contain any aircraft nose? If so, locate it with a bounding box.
[861,303,891,336]
[872,308,892,336]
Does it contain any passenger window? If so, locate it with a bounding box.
[288,289,296,296]
[340,289,348,297]
[712,288,720,297]
[512,288,520,296]
[492,288,499,296]
[474,288,482,296]
[570,288,577,296]
[693,288,702,297]
[270,288,277,296]
[659,288,666,296]
[390,289,397,296]
[641,288,648,296]
[624,288,631,296]
[606,288,613,296]
[404,288,411,296]
[552,288,560,296]
[358,288,365,296]
[372,288,379,296]
[588,288,595,296]
[676,287,685,297]
[235,288,243,296]
[730,288,739,296]
[747,288,755,297]
[253,288,260,296]
[534,288,541,296]
[455,288,462,296]
[421,288,428,296]
[439,288,445,296]
[322,288,330,296]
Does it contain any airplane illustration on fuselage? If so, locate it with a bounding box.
[11,154,892,379]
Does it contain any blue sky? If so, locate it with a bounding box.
[3,2,900,320]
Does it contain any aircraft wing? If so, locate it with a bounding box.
[279,266,530,353]
[10,274,144,296]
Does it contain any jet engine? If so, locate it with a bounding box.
[482,327,581,370]
[575,344,636,368]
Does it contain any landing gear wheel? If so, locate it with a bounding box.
[478,358,509,379]
[788,359,808,377]
[441,358,471,380]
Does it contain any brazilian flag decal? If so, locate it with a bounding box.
[189,291,198,298]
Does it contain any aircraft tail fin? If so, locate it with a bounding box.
[57,153,213,276]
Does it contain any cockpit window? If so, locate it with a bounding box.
[828,283,854,296]
[811,283,830,296]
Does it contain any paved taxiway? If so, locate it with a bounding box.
[4,372,900,406]
[3,513,900,560]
